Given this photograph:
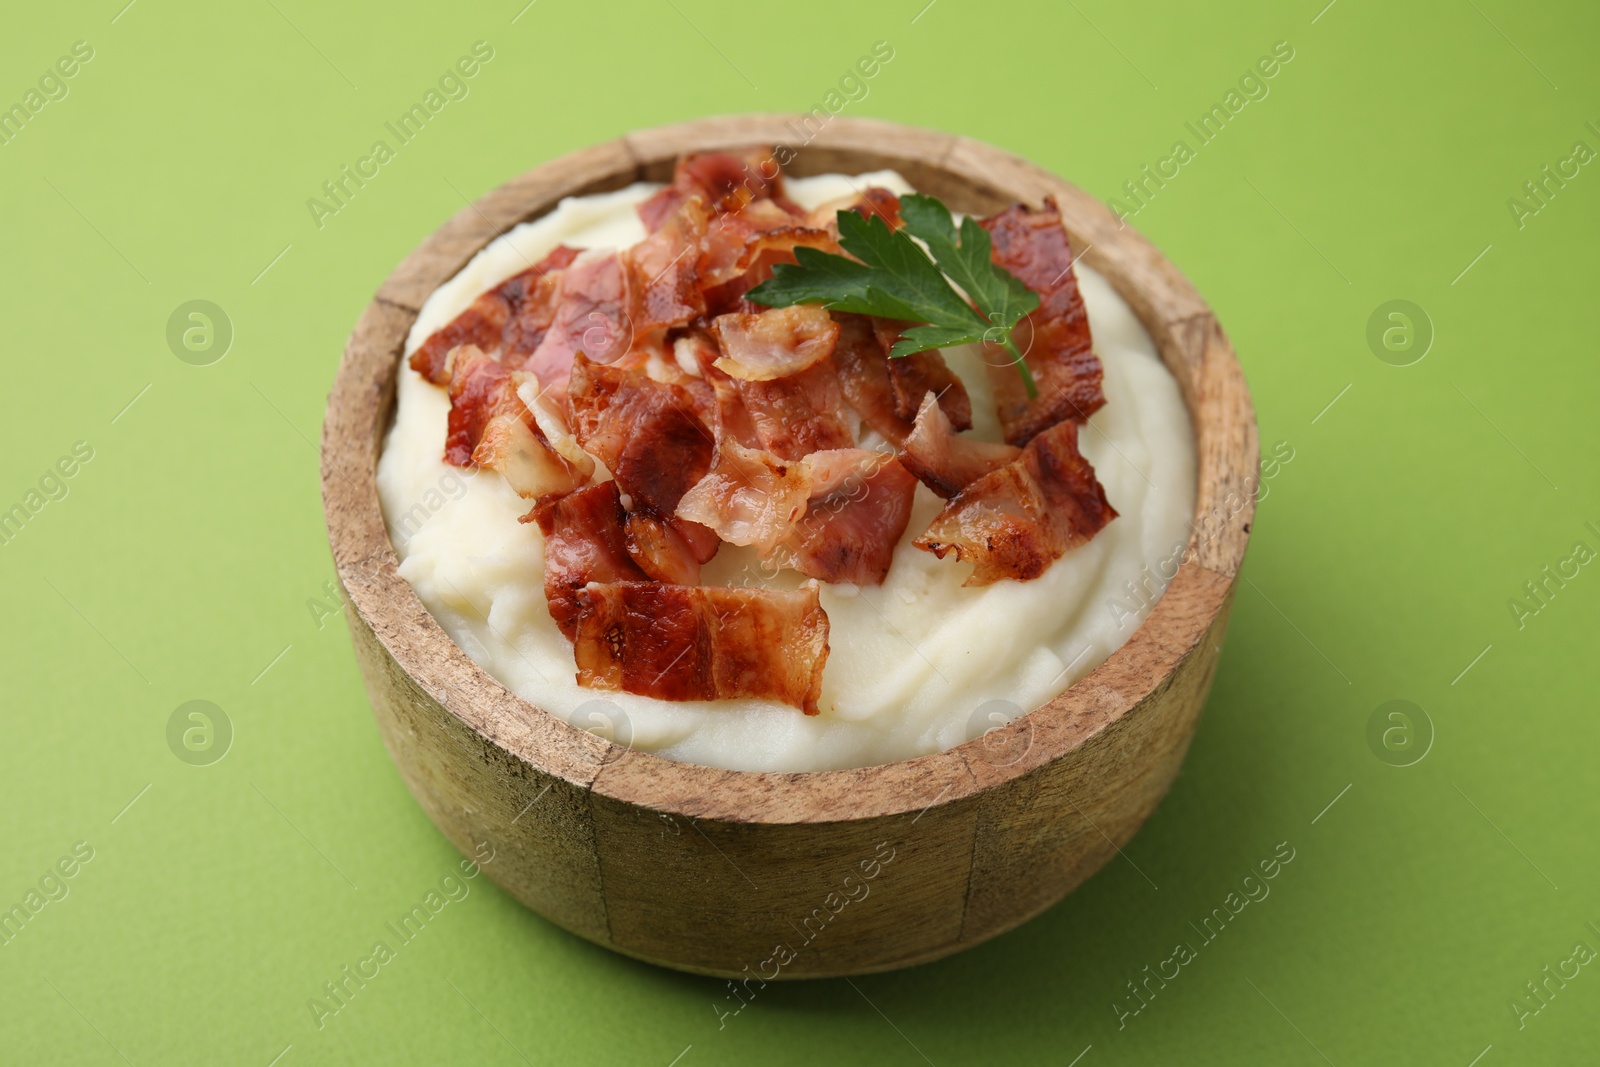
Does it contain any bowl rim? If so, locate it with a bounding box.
[321,114,1257,826]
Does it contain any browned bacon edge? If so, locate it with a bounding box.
[675,438,812,555]
[444,347,524,468]
[410,245,580,385]
[914,420,1116,586]
[727,360,855,461]
[524,252,637,391]
[567,354,720,566]
[980,199,1106,446]
[899,393,1021,499]
[630,196,711,334]
[527,482,648,640]
[567,355,715,516]
[831,314,971,445]
[573,581,829,714]
[870,317,974,430]
[675,444,915,586]
[638,147,799,233]
[712,305,840,382]
[783,450,917,586]
[443,347,590,502]
[805,187,904,233]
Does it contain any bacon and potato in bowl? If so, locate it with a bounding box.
[322,116,1255,978]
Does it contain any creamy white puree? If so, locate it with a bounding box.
[377,172,1196,772]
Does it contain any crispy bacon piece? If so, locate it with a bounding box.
[706,370,763,450]
[637,186,697,236]
[735,361,855,460]
[572,581,829,714]
[915,421,1117,586]
[444,347,591,500]
[831,313,912,444]
[704,226,841,317]
[526,482,649,640]
[670,332,765,451]
[783,450,917,586]
[677,444,914,584]
[737,225,841,278]
[444,347,524,467]
[870,318,974,429]
[622,510,703,586]
[628,197,710,333]
[675,439,811,555]
[830,314,970,442]
[699,200,815,286]
[637,147,799,233]
[900,393,1021,499]
[893,352,971,427]
[521,380,598,478]
[680,147,795,212]
[472,414,590,501]
[525,252,637,392]
[979,199,1106,445]
[567,354,719,562]
[846,187,903,228]
[568,355,712,512]
[712,305,840,381]
[409,246,581,385]
[805,187,903,232]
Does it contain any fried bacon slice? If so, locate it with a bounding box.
[782,450,917,586]
[525,251,637,392]
[622,510,704,586]
[677,444,914,584]
[830,313,972,440]
[472,414,591,501]
[675,439,812,555]
[572,581,829,714]
[735,361,855,460]
[520,380,598,478]
[869,318,974,430]
[568,355,712,512]
[830,313,913,445]
[670,305,851,459]
[638,147,799,233]
[705,369,762,450]
[806,186,904,232]
[699,200,818,287]
[914,420,1116,586]
[444,347,591,501]
[712,305,840,381]
[628,196,711,333]
[979,199,1106,446]
[707,228,844,316]
[526,482,649,640]
[444,347,524,467]
[410,245,581,384]
[567,354,719,563]
[899,393,1021,499]
[698,207,835,317]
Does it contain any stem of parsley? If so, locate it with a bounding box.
[998,333,1038,399]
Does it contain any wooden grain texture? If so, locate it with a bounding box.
[321,115,1258,979]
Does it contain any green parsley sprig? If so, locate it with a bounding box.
[746,193,1040,398]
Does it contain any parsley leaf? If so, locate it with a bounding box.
[898,195,1039,346]
[746,194,1041,397]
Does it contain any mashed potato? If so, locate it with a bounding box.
[377,172,1196,772]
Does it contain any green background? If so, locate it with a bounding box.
[2,0,1596,1062]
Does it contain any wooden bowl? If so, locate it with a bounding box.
[321,115,1256,979]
